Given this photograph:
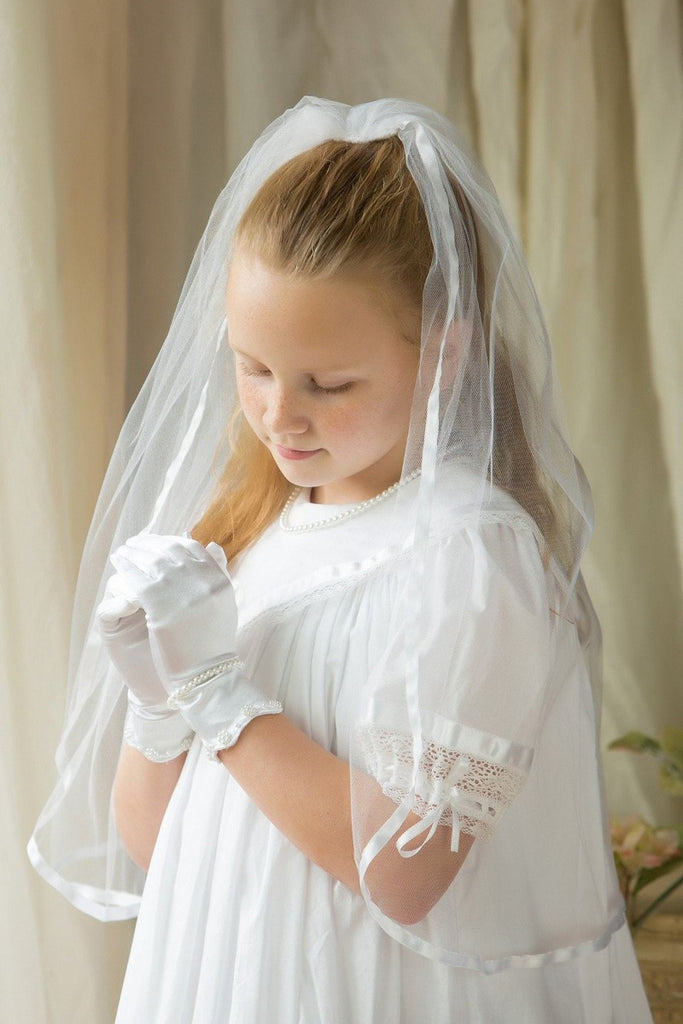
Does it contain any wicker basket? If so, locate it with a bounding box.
[634,914,683,1024]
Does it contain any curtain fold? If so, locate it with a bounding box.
[1,2,132,1021]
[3,1,680,1019]
[622,0,683,574]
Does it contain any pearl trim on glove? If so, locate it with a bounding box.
[166,657,244,705]
[167,661,283,759]
[124,696,195,763]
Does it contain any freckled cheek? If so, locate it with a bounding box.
[318,399,392,449]
[319,398,405,448]
[236,380,266,430]
[316,405,360,439]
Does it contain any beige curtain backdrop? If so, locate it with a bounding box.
[2,1,680,1020]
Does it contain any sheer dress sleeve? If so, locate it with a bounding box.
[355,516,552,848]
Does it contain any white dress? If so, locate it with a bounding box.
[116,480,652,1023]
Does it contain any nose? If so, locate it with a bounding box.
[263,385,308,437]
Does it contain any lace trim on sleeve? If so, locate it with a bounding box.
[358,723,528,841]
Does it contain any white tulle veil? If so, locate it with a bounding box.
[29,97,614,967]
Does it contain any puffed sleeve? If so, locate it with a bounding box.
[355,516,552,844]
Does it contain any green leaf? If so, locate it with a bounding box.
[632,854,683,895]
[661,728,683,772]
[608,732,661,755]
[659,763,683,796]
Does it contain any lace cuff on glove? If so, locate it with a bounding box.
[167,658,283,760]
[124,693,194,763]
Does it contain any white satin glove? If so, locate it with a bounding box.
[110,534,237,685]
[110,534,282,756]
[96,575,194,762]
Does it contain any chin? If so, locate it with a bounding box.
[278,466,346,499]
[275,462,324,488]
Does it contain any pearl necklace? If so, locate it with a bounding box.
[279,470,421,533]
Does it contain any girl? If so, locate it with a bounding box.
[29,98,652,1022]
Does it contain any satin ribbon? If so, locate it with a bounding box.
[395,798,462,858]
[357,122,467,891]
[391,122,462,860]
[402,122,459,806]
[395,754,472,858]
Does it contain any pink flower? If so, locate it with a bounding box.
[611,814,680,876]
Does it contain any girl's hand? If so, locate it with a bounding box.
[96,575,167,707]
[111,534,282,760]
[110,534,238,693]
[97,570,195,764]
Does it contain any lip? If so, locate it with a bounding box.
[275,445,322,461]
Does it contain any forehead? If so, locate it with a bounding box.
[226,254,413,367]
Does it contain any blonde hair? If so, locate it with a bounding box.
[193,137,558,562]
[193,138,432,558]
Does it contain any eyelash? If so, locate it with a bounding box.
[239,365,353,395]
[239,366,269,379]
[311,381,354,395]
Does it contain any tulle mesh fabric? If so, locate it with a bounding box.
[28,98,618,969]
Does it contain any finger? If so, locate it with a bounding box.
[179,535,221,564]
[129,532,223,572]
[124,533,190,564]
[97,602,146,633]
[96,593,139,625]
[111,543,164,577]
[126,534,229,581]
[101,571,144,611]
[103,571,141,602]
[205,541,229,575]
[109,556,157,607]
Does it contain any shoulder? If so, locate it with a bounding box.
[427,461,539,533]
[404,467,551,635]
[422,463,545,575]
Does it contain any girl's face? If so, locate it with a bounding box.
[226,254,419,504]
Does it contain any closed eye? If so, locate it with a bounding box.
[237,362,271,378]
[311,380,354,395]
[237,361,353,394]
